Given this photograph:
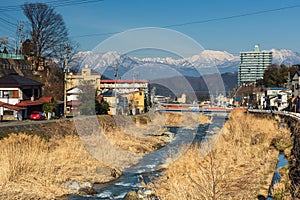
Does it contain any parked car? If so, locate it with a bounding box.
[30,111,46,120]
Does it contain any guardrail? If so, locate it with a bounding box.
[248,109,300,121]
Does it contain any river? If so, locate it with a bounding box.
[69,115,227,200]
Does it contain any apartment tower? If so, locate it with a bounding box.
[238,45,272,86]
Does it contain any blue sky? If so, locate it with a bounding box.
[1,0,300,56]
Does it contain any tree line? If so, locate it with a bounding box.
[262,64,298,87]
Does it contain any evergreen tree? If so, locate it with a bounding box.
[263,64,297,87]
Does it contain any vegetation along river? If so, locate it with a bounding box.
[69,115,227,199]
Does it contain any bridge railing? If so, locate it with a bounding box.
[248,109,300,120]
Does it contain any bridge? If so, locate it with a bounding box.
[156,103,246,113]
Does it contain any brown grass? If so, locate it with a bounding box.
[0,133,115,199]
[0,112,220,199]
[154,111,292,200]
[0,113,189,199]
[164,112,211,127]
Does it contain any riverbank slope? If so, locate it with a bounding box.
[0,112,209,199]
[153,111,292,199]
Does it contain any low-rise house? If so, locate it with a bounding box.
[100,79,150,103]
[15,96,52,119]
[261,87,291,110]
[122,90,146,115]
[100,79,150,115]
[0,73,50,119]
[101,89,146,115]
[291,70,300,97]
[66,86,82,114]
[101,89,128,115]
[64,68,101,115]
[0,101,25,120]
[0,73,43,104]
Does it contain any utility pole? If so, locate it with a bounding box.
[114,61,118,115]
[63,44,70,117]
[17,21,24,54]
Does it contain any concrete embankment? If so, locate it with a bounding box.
[152,111,291,199]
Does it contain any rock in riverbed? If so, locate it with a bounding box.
[62,180,96,195]
[124,191,139,200]
[154,130,174,143]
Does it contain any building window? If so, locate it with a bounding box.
[2,91,16,98]
[13,91,18,98]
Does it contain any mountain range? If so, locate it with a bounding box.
[70,48,300,79]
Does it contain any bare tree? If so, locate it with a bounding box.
[22,3,69,71]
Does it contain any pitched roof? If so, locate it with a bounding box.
[101,89,114,97]
[0,101,25,111]
[0,73,43,88]
[100,79,150,83]
[15,97,52,107]
[291,70,300,78]
[67,101,81,107]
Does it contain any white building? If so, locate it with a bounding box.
[291,70,300,96]
[261,87,291,110]
[100,79,150,102]
[238,45,272,86]
[0,73,44,119]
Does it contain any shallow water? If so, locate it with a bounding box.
[69,116,227,199]
[267,153,288,199]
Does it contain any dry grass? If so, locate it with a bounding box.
[0,113,189,199]
[0,133,115,199]
[164,112,211,127]
[154,111,291,200]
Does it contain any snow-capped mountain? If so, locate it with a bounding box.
[270,49,300,66]
[136,50,238,68]
[69,49,300,79]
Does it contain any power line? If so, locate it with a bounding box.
[0,28,15,37]
[72,31,121,38]
[71,4,300,38]
[47,0,104,7]
[0,12,18,24]
[0,0,105,39]
[163,4,300,28]
[0,17,17,27]
[0,0,104,11]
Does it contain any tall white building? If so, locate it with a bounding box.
[238,45,272,86]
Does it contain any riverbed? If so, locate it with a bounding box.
[68,115,227,199]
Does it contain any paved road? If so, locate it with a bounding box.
[0,119,62,127]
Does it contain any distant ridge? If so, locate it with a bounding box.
[69,49,300,79]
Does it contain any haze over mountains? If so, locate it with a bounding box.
[70,49,300,79]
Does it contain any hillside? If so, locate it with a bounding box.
[151,72,237,100]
